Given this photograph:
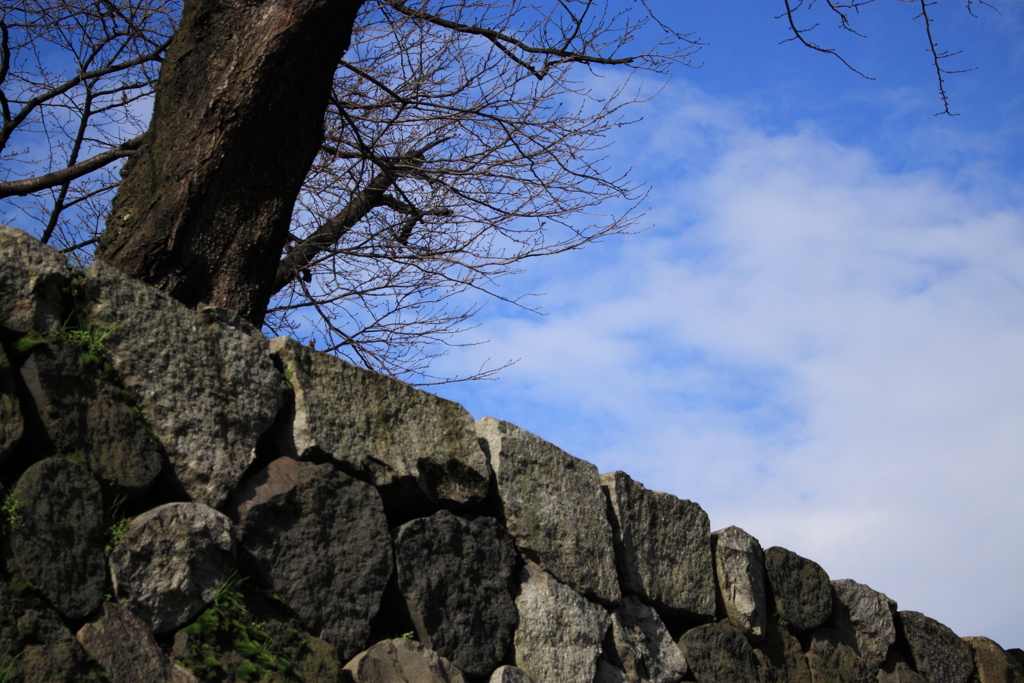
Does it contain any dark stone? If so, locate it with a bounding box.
[83,260,284,509]
[601,470,715,621]
[0,343,23,461]
[606,595,689,683]
[343,638,467,683]
[76,602,179,683]
[110,502,236,633]
[755,620,813,683]
[393,510,518,678]
[478,417,620,605]
[898,611,974,683]
[236,458,393,660]
[964,637,1024,683]
[804,627,875,683]
[19,339,161,499]
[829,579,897,670]
[764,546,831,633]
[878,649,929,683]
[1010,651,1024,670]
[8,457,105,622]
[270,336,490,516]
[677,621,760,683]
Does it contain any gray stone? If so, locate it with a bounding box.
[755,620,813,683]
[830,579,897,669]
[607,595,689,683]
[878,650,929,683]
[595,661,630,683]
[712,525,767,642]
[513,561,610,683]
[19,339,161,499]
[601,470,714,620]
[270,336,489,512]
[0,343,23,460]
[764,546,832,633]
[898,611,974,683]
[110,502,236,633]
[76,602,180,683]
[491,665,535,683]
[964,637,1024,683]
[1009,651,1024,669]
[678,621,760,683]
[343,638,467,683]
[394,509,518,677]
[479,417,620,604]
[0,224,71,336]
[235,458,392,660]
[9,457,106,622]
[83,260,283,509]
[805,627,876,683]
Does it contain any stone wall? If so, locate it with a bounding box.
[0,224,1021,683]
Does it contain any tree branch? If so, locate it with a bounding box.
[0,134,145,199]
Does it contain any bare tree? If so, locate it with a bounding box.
[0,0,997,382]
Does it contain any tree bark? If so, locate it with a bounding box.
[96,0,365,325]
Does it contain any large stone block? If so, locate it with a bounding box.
[601,470,715,620]
[270,336,490,513]
[964,637,1024,683]
[394,510,518,678]
[76,602,183,683]
[9,457,106,622]
[83,260,284,509]
[513,561,610,683]
[19,339,161,499]
[899,611,974,683]
[607,595,689,683]
[711,525,767,641]
[343,638,467,683]
[235,458,393,660]
[804,627,876,683]
[764,546,832,633]
[677,621,760,683]
[478,417,620,605]
[830,579,897,669]
[0,224,71,336]
[755,620,813,683]
[110,502,236,633]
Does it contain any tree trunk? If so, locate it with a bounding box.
[96,0,364,325]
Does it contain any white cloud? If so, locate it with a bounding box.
[435,82,1024,648]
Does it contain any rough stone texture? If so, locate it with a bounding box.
[76,602,180,683]
[270,336,489,511]
[343,638,467,683]
[805,627,876,683]
[235,458,392,660]
[479,417,620,605]
[83,259,283,508]
[0,581,97,683]
[830,579,897,670]
[756,620,813,683]
[491,665,535,683]
[0,224,71,336]
[965,637,1024,683]
[595,661,629,683]
[899,611,974,683]
[394,509,518,677]
[711,525,767,642]
[678,621,760,683]
[9,457,106,622]
[513,561,611,683]
[19,339,161,499]
[1009,651,1024,669]
[110,502,236,633]
[764,546,832,633]
[878,650,929,683]
[601,470,714,620]
[606,595,688,683]
[0,343,23,460]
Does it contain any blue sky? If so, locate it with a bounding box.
[432,1,1024,650]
